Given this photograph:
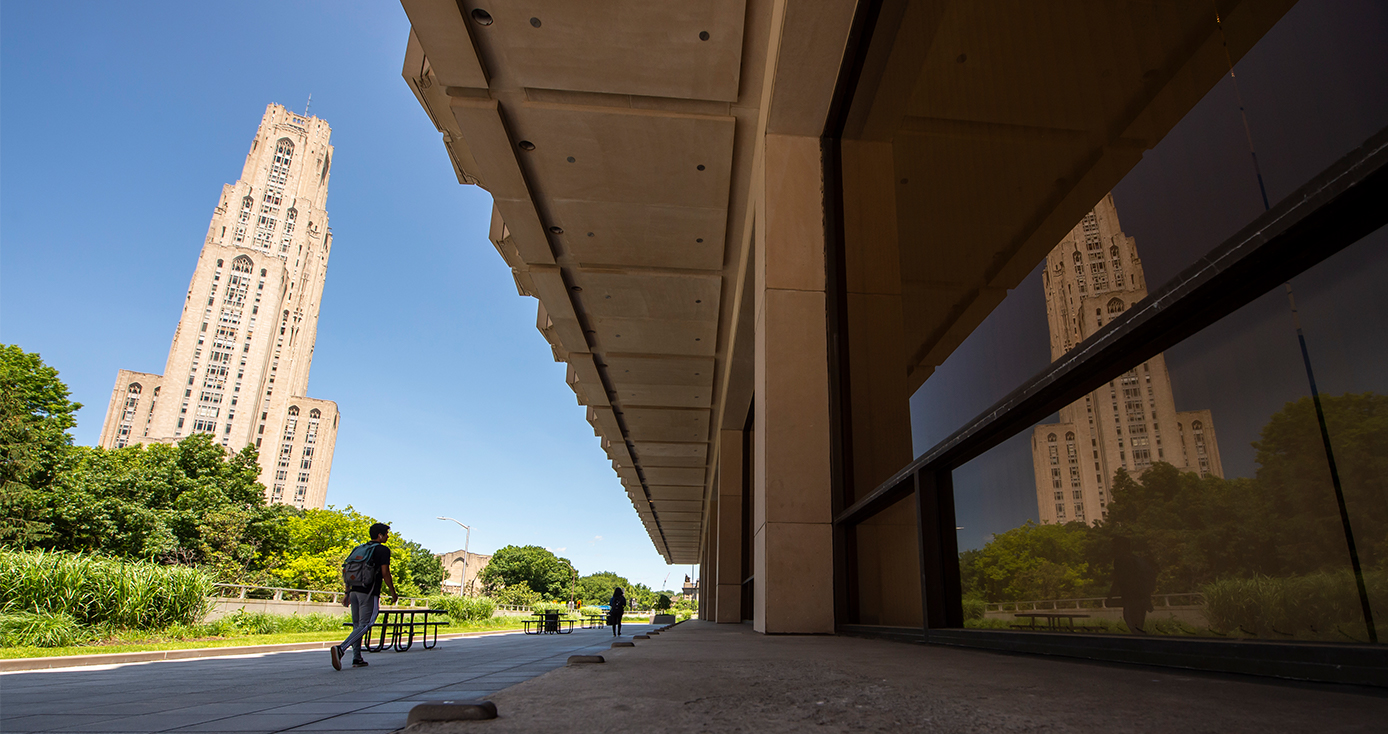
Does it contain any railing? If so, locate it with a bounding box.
[985,593,1204,613]
[211,584,432,607]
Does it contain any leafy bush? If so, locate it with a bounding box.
[0,549,212,629]
[426,595,496,622]
[962,597,986,621]
[1202,569,1388,640]
[0,611,88,647]
[493,584,542,607]
[214,609,348,635]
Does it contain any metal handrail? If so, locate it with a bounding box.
[984,592,1205,613]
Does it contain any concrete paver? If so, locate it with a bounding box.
[0,626,644,733]
[406,621,1388,733]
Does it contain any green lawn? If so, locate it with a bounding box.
[0,618,533,660]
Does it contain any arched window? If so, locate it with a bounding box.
[217,259,224,267]
[1072,251,1081,264]
[1110,244,1119,259]
[1107,298,1125,314]
[288,406,300,416]
[1065,431,1075,441]
[232,255,253,273]
[1047,433,1057,442]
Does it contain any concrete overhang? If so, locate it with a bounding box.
[399,0,1294,564]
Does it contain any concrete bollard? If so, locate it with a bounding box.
[567,655,605,665]
[406,701,497,725]
[611,641,635,648]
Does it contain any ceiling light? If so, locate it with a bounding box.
[518,140,535,151]
[471,9,493,25]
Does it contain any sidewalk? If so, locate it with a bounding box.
[404,620,1388,733]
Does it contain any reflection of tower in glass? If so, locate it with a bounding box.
[96,104,339,510]
[1031,195,1222,525]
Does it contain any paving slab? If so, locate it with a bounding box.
[400,621,1388,734]
[0,626,641,733]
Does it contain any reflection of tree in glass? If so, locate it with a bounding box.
[961,393,1386,637]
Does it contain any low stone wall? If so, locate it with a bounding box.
[206,598,347,621]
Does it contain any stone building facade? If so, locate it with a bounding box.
[1032,195,1223,525]
[436,549,492,596]
[97,104,340,510]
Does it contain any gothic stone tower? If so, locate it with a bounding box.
[1031,194,1222,526]
[98,104,339,510]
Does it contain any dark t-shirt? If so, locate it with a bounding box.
[350,543,391,596]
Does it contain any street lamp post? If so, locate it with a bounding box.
[437,517,472,596]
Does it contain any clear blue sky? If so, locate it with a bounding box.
[0,1,694,592]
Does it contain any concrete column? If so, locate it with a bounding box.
[752,133,835,634]
[714,429,744,623]
[702,494,718,620]
[841,140,913,497]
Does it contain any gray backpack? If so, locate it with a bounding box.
[342,542,379,590]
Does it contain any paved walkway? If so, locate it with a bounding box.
[0,625,645,733]
[414,621,1388,733]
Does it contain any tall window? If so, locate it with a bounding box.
[193,256,252,435]
[114,383,142,448]
[280,208,297,253]
[1107,298,1125,315]
[253,139,294,252]
[233,196,253,243]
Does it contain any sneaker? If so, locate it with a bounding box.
[329,645,342,671]
[352,659,369,668]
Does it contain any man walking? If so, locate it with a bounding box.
[331,523,398,670]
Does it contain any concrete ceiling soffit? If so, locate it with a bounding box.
[622,407,710,443]
[602,435,634,467]
[457,0,747,102]
[585,405,623,442]
[511,102,736,212]
[643,466,707,487]
[649,486,704,502]
[401,0,489,89]
[448,97,556,265]
[571,270,722,357]
[765,0,858,136]
[842,0,948,141]
[565,353,609,407]
[527,267,586,355]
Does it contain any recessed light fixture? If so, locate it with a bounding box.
[530,17,542,27]
[587,232,594,237]
[616,334,622,337]
[696,238,703,243]
[567,156,576,163]
[570,285,582,292]
[696,164,705,171]
[549,226,564,234]
[699,31,710,41]
[695,299,701,303]
[518,140,535,151]
[471,9,493,25]
[695,338,701,341]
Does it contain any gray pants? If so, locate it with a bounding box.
[340,592,380,660]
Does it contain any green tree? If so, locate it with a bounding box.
[0,345,82,546]
[478,545,574,600]
[399,539,445,595]
[576,571,632,605]
[961,520,1104,602]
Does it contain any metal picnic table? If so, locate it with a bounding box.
[350,607,447,652]
[522,610,575,635]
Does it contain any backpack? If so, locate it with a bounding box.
[342,542,380,590]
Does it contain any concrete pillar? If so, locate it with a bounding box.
[702,495,718,620]
[752,133,835,634]
[715,429,744,623]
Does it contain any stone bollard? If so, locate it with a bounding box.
[568,655,605,665]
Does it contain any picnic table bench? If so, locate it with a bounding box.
[1011,611,1090,630]
[581,610,607,629]
[523,611,574,635]
[342,607,448,652]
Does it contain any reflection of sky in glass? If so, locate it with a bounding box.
[909,0,1388,552]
